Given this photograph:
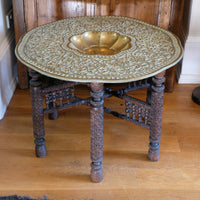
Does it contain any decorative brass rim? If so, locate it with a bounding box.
[15,16,183,83]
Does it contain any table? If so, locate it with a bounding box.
[15,16,183,183]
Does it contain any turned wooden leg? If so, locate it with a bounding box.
[47,78,58,120]
[29,71,47,157]
[148,71,165,161]
[90,82,104,183]
[146,79,152,105]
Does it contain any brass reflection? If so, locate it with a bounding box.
[68,31,132,55]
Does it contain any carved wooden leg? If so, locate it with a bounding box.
[29,71,47,157]
[148,71,165,161]
[90,82,104,183]
[48,79,58,120]
[146,79,152,105]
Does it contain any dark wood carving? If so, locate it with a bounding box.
[29,71,47,157]
[164,0,185,92]
[90,82,104,183]
[27,70,167,182]
[148,71,166,161]
[12,0,29,89]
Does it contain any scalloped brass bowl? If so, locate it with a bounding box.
[68,31,132,55]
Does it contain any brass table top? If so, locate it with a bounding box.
[15,16,183,83]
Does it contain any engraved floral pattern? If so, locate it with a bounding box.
[16,16,183,83]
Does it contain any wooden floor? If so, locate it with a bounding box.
[0,84,200,200]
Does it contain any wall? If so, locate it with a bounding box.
[179,0,200,83]
[0,0,17,120]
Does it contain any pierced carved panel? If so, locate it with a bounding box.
[125,101,150,126]
[43,87,75,110]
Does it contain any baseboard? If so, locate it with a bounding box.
[179,74,200,84]
[179,36,200,84]
[0,74,17,120]
[187,36,200,44]
[0,104,6,120]
[0,32,17,120]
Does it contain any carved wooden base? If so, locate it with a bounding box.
[28,71,167,182]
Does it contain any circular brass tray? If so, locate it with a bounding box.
[15,16,183,83]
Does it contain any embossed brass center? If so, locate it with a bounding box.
[68,31,132,55]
